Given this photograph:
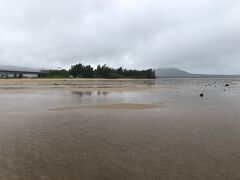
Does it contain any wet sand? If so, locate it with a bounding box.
[1,78,240,179]
[49,103,165,111]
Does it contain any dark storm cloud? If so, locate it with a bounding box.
[0,0,239,73]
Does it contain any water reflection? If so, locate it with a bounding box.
[97,91,109,96]
[72,91,110,98]
[143,80,156,86]
[72,91,92,97]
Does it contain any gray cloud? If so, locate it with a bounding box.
[0,0,239,73]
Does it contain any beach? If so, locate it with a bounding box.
[0,78,240,179]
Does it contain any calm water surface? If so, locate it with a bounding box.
[0,78,240,180]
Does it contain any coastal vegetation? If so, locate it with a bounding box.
[41,69,69,78]
[40,63,155,79]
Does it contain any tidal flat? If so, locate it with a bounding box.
[0,78,240,180]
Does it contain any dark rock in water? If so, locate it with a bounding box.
[200,93,204,97]
[225,84,230,87]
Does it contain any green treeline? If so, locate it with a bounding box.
[41,69,69,78]
[41,63,155,79]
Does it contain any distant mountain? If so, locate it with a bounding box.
[155,68,193,78]
[155,68,240,78]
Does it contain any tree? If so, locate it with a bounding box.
[69,63,94,78]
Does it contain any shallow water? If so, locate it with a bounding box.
[0,78,240,179]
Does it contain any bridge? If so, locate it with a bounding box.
[0,65,45,78]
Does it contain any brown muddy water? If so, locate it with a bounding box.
[0,78,240,180]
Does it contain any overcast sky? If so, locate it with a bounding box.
[0,0,240,74]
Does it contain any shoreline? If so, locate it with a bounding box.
[0,78,156,94]
[0,78,156,82]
